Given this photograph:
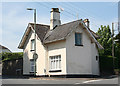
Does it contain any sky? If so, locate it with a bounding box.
[0,1,119,52]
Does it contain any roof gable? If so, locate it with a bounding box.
[18,23,50,49]
[30,23,50,42]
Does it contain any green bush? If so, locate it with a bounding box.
[99,55,119,74]
[0,52,23,61]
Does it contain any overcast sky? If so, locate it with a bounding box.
[0,1,119,52]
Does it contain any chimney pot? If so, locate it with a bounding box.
[84,19,89,28]
[51,8,60,13]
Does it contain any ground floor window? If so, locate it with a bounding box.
[30,59,35,72]
[49,55,61,70]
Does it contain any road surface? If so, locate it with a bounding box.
[2,77,119,84]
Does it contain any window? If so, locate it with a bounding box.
[75,33,82,46]
[31,39,35,51]
[49,55,61,71]
[96,56,99,61]
[30,59,35,72]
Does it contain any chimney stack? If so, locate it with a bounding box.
[84,19,89,28]
[50,8,61,30]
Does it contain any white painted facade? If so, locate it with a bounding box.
[46,40,66,75]
[23,29,46,75]
[22,25,100,76]
[66,26,99,75]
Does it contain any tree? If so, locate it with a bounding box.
[96,25,112,56]
[96,25,120,75]
[115,32,120,69]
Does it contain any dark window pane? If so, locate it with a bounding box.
[75,33,82,45]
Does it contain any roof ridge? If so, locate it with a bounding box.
[59,19,82,27]
[29,23,50,26]
[29,19,82,28]
[0,44,9,49]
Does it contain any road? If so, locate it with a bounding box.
[2,77,119,84]
[82,77,119,84]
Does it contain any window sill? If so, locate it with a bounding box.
[49,69,62,72]
[30,50,35,51]
[75,44,83,46]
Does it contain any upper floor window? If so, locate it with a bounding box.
[31,39,35,51]
[75,33,83,46]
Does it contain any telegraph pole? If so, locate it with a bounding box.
[112,22,115,74]
[34,9,37,76]
[27,8,37,76]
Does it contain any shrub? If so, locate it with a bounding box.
[99,55,119,74]
[0,52,23,61]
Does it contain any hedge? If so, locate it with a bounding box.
[99,55,119,74]
[0,52,23,61]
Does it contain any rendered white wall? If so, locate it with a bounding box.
[66,26,94,75]
[23,29,46,75]
[91,43,99,75]
[47,40,66,75]
[23,30,34,75]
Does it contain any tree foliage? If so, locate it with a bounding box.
[96,25,120,74]
[96,25,112,56]
[0,52,23,61]
[115,32,120,69]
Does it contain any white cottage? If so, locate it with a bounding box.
[18,8,103,77]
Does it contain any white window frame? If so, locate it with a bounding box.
[49,55,61,71]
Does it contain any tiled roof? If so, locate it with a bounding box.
[18,20,103,49]
[43,19,99,44]
[30,23,50,42]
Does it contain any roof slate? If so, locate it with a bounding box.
[43,20,99,44]
[43,20,81,43]
[30,23,50,42]
[18,19,102,49]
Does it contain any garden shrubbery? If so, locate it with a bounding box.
[0,52,23,61]
[99,55,119,74]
